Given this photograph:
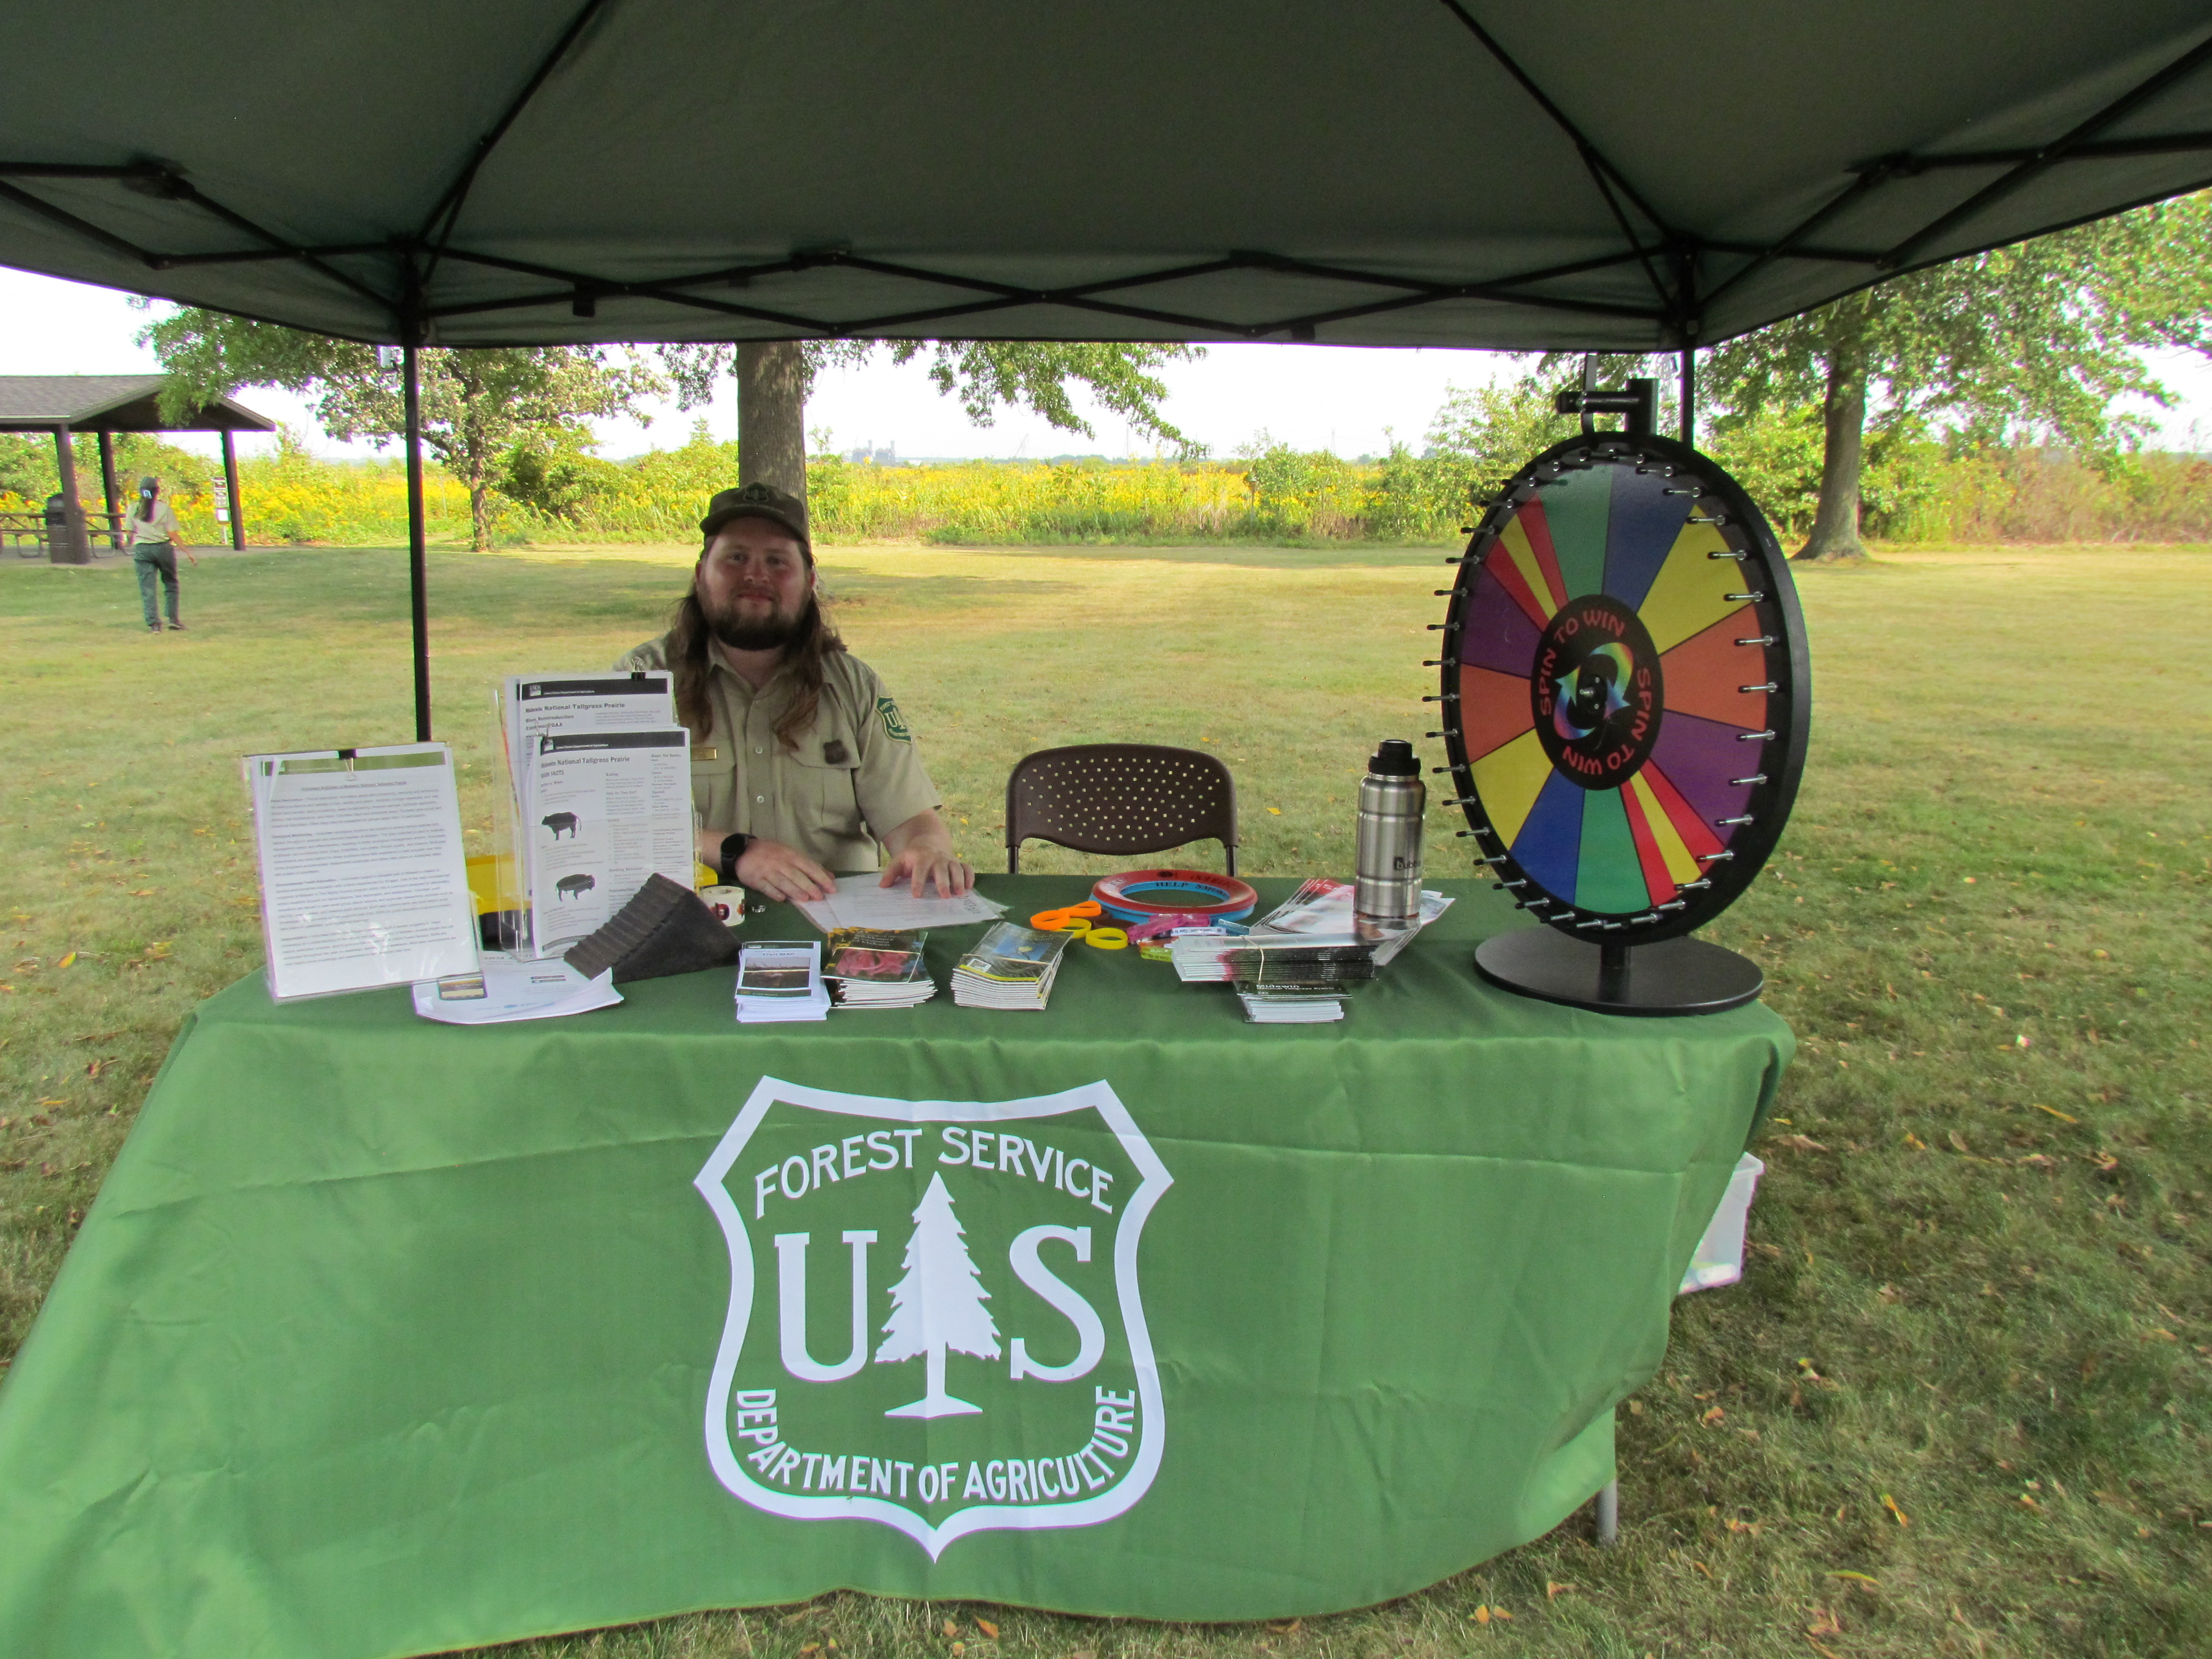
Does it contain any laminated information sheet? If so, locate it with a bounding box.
[524,729,695,955]
[245,744,480,1001]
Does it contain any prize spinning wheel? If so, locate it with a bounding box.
[1436,426,1810,1014]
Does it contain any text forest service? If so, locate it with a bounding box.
[694,1077,1173,1559]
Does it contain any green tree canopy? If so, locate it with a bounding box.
[142,311,665,548]
[1699,198,2205,560]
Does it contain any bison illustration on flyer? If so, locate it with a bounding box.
[694,1077,1172,1558]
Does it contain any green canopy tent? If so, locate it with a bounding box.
[5,0,2209,732]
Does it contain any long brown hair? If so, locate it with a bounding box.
[669,575,845,751]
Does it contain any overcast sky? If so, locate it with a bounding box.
[4,264,2205,466]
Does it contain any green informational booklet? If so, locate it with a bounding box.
[953,922,1074,1009]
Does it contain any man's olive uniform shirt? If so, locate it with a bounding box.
[613,636,939,873]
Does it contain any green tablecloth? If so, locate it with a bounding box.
[0,879,1792,1657]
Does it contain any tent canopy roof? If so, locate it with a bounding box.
[4,3,2209,353]
[0,375,275,432]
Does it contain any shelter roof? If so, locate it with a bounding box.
[0,4,2207,351]
[0,375,274,433]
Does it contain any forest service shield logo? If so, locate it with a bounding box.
[694,1077,1173,1558]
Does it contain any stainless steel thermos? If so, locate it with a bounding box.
[1354,738,1426,926]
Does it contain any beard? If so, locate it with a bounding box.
[705,590,813,652]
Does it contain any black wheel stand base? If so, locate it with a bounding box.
[1474,930,1763,1016]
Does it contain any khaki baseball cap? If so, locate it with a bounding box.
[700,481,810,553]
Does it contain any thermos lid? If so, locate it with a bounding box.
[1367,738,1419,777]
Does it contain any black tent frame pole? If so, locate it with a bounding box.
[1678,348,1695,448]
[403,344,431,742]
[220,430,244,550]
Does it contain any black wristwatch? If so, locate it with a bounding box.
[717,833,752,885]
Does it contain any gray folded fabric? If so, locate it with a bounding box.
[563,874,740,984]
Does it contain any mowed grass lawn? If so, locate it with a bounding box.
[3,539,2208,1658]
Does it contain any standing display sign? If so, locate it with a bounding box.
[1436,384,1810,1013]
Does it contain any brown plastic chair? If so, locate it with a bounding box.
[1005,744,1238,875]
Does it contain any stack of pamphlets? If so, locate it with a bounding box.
[498,673,696,959]
[735,940,831,1023]
[823,928,934,1010]
[952,923,1074,1011]
[1172,878,1456,1023]
[1237,991,1347,1024]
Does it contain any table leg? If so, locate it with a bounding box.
[1596,1478,1620,1545]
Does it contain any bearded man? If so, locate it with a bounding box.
[614,482,972,903]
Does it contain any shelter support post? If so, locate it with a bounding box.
[1596,1478,1620,1544]
[404,345,431,742]
[51,425,90,564]
[221,430,244,550]
[1678,349,1695,448]
[96,430,118,549]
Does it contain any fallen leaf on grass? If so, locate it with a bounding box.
[1263,1620,1299,1635]
[1700,1406,1726,1425]
[1806,1607,1843,1636]
[1948,1131,1972,1154]
[2018,1493,2041,1511]
[1772,1134,1829,1152]
[1902,1132,1929,1151]
[56,952,76,968]
[1807,1641,1844,1659]
[1881,1494,1910,1527]
[2032,1103,2079,1123]
[2143,1327,2179,1343]
[799,1645,820,1655]
[2017,1153,2056,1168]
[942,1622,960,1640]
[1545,1582,1574,1600]
[86,1059,103,1078]
[976,1621,1000,1640]
[1827,1571,1878,1586]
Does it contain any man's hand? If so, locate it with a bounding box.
[880,809,974,897]
[735,839,838,904]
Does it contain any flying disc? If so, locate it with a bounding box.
[1090,869,1258,925]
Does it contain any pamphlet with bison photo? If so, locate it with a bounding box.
[522,728,695,956]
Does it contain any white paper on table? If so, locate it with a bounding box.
[411,952,622,1025]
[522,727,695,955]
[792,874,1009,933]
[246,743,480,1001]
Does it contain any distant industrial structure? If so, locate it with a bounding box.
[843,440,898,465]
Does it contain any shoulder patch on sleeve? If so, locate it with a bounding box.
[876,696,912,742]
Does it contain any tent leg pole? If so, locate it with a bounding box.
[97,430,119,549]
[403,344,431,742]
[1678,348,1695,449]
[1596,1478,1620,1545]
[222,430,245,550]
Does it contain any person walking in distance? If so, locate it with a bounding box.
[125,475,190,633]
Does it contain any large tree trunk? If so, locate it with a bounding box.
[468,479,493,551]
[737,342,808,504]
[1798,320,1869,562]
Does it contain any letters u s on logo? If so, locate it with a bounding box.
[694,1077,1173,1559]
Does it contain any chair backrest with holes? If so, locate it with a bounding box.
[1004,744,1238,875]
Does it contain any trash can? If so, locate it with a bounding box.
[42,493,69,558]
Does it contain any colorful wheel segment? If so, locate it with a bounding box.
[1439,431,1809,943]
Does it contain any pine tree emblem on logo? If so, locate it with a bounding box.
[695,1077,1173,1558]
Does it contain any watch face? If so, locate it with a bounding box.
[1438,431,1810,943]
